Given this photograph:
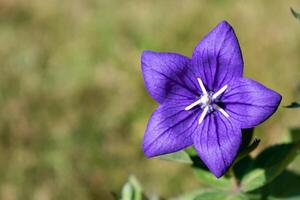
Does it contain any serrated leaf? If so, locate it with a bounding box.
[285,100,300,108]
[157,150,193,164]
[193,168,232,190]
[241,142,300,192]
[291,8,300,20]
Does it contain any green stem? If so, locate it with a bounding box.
[229,167,241,193]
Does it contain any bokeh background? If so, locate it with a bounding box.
[0,0,300,199]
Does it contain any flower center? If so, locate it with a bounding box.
[201,94,211,106]
[184,78,229,124]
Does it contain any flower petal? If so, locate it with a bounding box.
[191,21,243,91]
[193,112,241,178]
[141,50,199,104]
[142,98,200,157]
[222,78,282,129]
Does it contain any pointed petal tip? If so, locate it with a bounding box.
[213,20,235,35]
[141,50,154,64]
[276,92,282,103]
[271,91,282,114]
[192,113,241,179]
[142,136,183,158]
[194,146,236,178]
[275,93,282,109]
[219,20,230,24]
[142,148,155,159]
[212,171,225,179]
[217,20,233,28]
[142,139,155,158]
[141,132,174,159]
[143,150,155,158]
[141,49,153,57]
[223,78,282,128]
[192,20,243,90]
[266,83,282,103]
[141,50,154,73]
[210,163,231,178]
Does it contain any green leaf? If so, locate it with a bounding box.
[185,147,209,170]
[291,8,300,20]
[241,169,266,192]
[169,190,208,200]
[193,168,232,190]
[251,170,300,200]
[290,128,300,142]
[194,191,227,200]
[193,190,250,200]
[232,131,258,181]
[235,138,260,164]
[121,175,144,200]
[285,100,300,108]
[184,146,198,157]
[241,142,300,192]
[186,147,233,189]
[233,156,255,182]
[268,197,300,200]
[122,182,134,200]
[157,150,193,164]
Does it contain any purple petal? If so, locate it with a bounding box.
[193,112,241,178]
[191,21,243,91]
[222,78,282,129]
[142,98,200,157]
[141,51,199,104]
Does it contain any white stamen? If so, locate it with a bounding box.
[201,95,210,105]
[213,104,229,118]
[184,78,230,125]
[197,78,207,95]
[212,85,228,100]
[199,106,209,124]
[184,98,202,111]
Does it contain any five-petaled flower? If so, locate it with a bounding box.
[141,21,281,178]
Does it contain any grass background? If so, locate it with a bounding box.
[0,0,299,199]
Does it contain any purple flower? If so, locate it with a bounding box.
[141,21,281,177]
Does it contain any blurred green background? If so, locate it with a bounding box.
[0,0,300,199]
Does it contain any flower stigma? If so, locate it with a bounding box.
[184,78,229,124]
